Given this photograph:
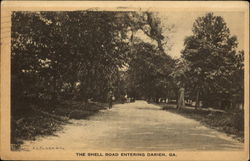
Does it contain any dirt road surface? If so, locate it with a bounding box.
[21,101,243,151]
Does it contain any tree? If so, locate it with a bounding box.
[170,58,190,108]
[11,11,175,112]
[120,11,175,102]
[126,11,171,53]
[182,13,244,110]
[126,41,174,101]
[11,11,133,111]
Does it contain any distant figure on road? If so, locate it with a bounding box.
[124,94,128,103]
[107,90,114,109]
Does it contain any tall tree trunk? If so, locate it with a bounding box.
[177,88,185,110]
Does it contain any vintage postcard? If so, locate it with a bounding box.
[1,1,249,160]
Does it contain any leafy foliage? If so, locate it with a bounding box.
[181,13,244,110]
[126,42,174,100]
[11,11,175,110]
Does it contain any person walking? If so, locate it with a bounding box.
[124,94,128,103]
[107,90,114,109]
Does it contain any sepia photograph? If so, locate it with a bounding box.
[0,1,249,160]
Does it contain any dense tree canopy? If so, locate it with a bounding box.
[11,11,244,113]
[12,11,131,108]
[181,13,244,110]
[11,11,175,111]
[126,41,174,100]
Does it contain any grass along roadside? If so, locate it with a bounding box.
[159,103,244,143]
[11,100,108,150]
